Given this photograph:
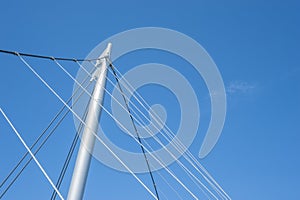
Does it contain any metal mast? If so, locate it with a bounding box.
[67,43,112,200]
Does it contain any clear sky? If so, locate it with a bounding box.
[0,0,299,199]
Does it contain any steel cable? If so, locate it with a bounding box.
[0,68,95,199]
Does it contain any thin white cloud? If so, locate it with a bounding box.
[226,81,256,94]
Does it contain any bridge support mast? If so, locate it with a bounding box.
[67,43,112,200]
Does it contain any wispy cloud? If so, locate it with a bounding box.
[226,81,256,94]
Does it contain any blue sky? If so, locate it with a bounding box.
[0,0,300,199]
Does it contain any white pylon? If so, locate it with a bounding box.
[67,43,112,200]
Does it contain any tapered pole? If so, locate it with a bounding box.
[67,43,112,200]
